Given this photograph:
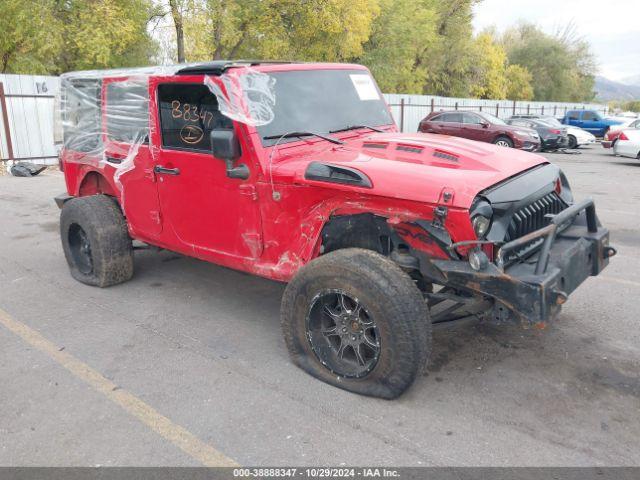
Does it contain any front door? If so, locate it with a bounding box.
[152,81,262,259]
[461,112,487,142]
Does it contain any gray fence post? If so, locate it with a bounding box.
[399,98,405,133]
[0,82,14,162]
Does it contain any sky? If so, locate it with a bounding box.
[472,0,640,82]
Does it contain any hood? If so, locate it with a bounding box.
[271,132,548,209]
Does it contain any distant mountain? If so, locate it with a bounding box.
[621,74,640,87]
[594,76,640,102]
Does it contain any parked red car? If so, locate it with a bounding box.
[418,110,540,151]
[56,61,614,398]
[602,118,640,148]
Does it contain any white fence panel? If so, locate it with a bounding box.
[0,74,60,165]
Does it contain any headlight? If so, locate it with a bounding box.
[470,198,493,239]
[472,215,491,239]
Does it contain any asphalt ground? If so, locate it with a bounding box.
[0,144,639,466]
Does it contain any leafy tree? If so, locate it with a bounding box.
[359,0,437,93]
[178,0,378,62]
[0,0,62,73]
[53,0,157,73]
[501,23,595,102]
[1,0,156,74]
[468,33,508,99]
[505,64,534,100]
[422,0,479,97]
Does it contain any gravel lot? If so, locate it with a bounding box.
[0,144,639,466]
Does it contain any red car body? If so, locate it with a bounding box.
[60,63,549,282]
[418,110,540,151]
[56,61,615,398]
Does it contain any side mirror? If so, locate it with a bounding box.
[481,121,489,128]
[210,129,249,180]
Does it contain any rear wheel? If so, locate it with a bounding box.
[493,136,513,148]
[281,248,431,399]
[60,195,133,287]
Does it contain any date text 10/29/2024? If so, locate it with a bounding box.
[233,468,400,478]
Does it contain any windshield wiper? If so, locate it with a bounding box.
[262,131,344,145]
[329,124,384,134]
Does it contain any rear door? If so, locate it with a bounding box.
[103,78,162,238]
[437,113,463,137]
[152,81,262,258]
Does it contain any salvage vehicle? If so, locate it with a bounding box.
[56,61,616,399]
[602,118,640,149]
[506,118,568,151]
[612,129,640,159]
[509,114,595,149]
[561,109,624,137]
[418,110,540,151]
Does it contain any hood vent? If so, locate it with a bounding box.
[305,162,372,188]
[433,150,459,162]
[363,142,387,149]
[396,145,424,154]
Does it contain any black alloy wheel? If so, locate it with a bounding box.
[306,289,380,378]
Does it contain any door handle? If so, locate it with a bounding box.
[154,165,180,176]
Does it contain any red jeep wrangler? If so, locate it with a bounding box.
[56,61,616,398]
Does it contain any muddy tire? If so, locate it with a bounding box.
[281,248,431,399]
[60,195,133,287]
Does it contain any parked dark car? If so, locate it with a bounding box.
[506,118,568,151]
[418,110,540,151]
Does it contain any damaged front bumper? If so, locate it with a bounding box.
[428,198,616,324]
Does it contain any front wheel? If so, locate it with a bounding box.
[567,135,578,149]
[281,248,431,399]
[493,136,513,148]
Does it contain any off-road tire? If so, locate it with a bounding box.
[281,248,431,399]
[567,135,578,149]
[60,195,133,287]
[493,136,513,148]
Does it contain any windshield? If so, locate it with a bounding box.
[479,112,506,125]
[256,69,394,146]
[540,116,561,126]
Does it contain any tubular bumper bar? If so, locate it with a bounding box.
[425,198,616,324]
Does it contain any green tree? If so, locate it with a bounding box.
[469,33,508,99]
[501,23,595,102]
[0,0,62,73]
[505,64,534,100]
[54,0,157,73]
[358,0,437,93]
[422,0,479,97]
[179,0,379,62]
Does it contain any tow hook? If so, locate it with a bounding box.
[603,246,617,258]
[553,290,568,305]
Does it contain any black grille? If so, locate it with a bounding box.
[505,192,566,242]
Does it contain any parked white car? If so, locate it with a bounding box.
[565,125,596,148]
[613,129,640,159]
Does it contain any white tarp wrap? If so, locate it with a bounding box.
[56,64,275,207]
[204,68,276,127]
